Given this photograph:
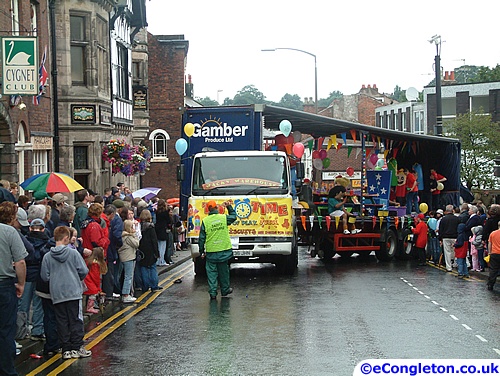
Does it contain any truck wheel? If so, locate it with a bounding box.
[376,229,397,261]
[277,234,298,275]
[194,256,207,277]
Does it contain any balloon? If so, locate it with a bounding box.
[419,202,428,214]
[312,158,323,170]
[376,158,385,168]
[312,150,321,159]
[183,123,195,137]
[292,131,302,143]
[322,158,330,168]
[346,167,354,176]
[374,166,382,171]
[366,159,375,169]
[319,149,327,160]
[279,120,292,137]
[175,138,188,156]
[292,143,305,159]
[369,153,379,166]
[427,217,437,231]
[437,182,444,190]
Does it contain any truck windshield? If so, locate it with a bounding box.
[192,155,289,195]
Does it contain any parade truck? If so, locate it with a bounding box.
[178,106,299,275]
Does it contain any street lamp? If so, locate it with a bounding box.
[429,35,442,136]
[217,89,223,104]
[261,47,318,114]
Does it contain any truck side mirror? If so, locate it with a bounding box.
[295,162,305,180]
[177,164,185,181]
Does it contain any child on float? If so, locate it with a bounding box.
[327,185,361,235]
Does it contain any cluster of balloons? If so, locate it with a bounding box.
[366,153,385,170]
[175,122,195,156]
[311,149,330,170]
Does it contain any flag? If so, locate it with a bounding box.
[33,46,49,105]
[367,170,392,200]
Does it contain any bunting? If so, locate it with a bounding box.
[350,130,357,143]
[347,146,353,158]
[341,132,347,145]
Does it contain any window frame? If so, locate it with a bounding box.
[70,14,89,85]
[149,129,170,162]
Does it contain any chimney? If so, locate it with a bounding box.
[373,84,377,89]
[185,74,194,98]
[361,84,366,89]
[367,84,371,89]
[444,71,449,80]
[450,71,455,81]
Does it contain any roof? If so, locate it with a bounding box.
[259,104,459,144]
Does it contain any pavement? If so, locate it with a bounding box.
[15,249,192,367]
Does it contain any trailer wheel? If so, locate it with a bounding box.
[376,229,397,261]
[194,256,207,277]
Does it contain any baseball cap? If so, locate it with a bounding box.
[207,200,217,210]
[34,191,51,200]
[16,209,29,227]
[112,199,125,208]
[30,218,45,228]
[52,193,68,204]
[417,213,425,220]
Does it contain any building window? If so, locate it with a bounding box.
[96,16,109,92]
[401,112,406,132]
[116,43,129,99]
[30,2,38,36]
[11,0,19,35]
[149,130,170,161]
[132,61,143,85]
[74,146,88,169]
[70,15,88,85]
[33,150,48,174]
[414,111,424,134]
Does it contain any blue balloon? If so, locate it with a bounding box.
[427,217,437,231]
[175,138,188,156]
[279,119,292,137]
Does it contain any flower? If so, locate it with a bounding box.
[102,139,151,177]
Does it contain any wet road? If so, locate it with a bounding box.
[20,248,500,375]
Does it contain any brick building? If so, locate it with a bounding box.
[142,34,188,200]
[0,0,52,186]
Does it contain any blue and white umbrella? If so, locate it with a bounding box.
[132,187,161,201]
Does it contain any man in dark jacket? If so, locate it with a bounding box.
[102,204,122,300]
[199,200,237,300]
[439,204,461,272]
[464,205,484,239]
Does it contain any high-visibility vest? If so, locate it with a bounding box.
[203,214,232,253]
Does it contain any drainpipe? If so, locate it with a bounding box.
[49,0,60,171]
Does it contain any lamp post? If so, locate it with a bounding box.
[217,89,223,104]
[429,35,442,136]
[262,48,318,114]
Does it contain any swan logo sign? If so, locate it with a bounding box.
[2,37,38,95]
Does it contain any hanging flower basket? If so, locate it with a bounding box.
[102,139,151,177]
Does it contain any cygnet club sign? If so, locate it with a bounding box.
[2,37,38,95]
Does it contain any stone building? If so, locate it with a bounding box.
[54,0,147,193]
[0,0,52,187]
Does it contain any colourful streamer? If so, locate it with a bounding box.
[317,216,323,229]
[325,216,331,231]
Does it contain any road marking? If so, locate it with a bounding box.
[424,295,430,299]
[493,348,500,356]
[431,301,439,305]
[26,264,193,376]
[413,287,419,290]
[462,324,472,330]
[417,291,424,294]
[450,315,459,321]
[476,335,488,342]
[407,283,413,286]
[439,307,448,312]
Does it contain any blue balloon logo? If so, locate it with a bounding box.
[175,138,188,156]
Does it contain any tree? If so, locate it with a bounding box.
[470,64,500,83]
[446,110,500,190]
[196,96,219,106]
[232,85,267,105]
[318,90,343,107]
[278,93,303,110]
[391,85,407,103]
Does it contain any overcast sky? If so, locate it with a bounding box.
[146,0,500,103]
